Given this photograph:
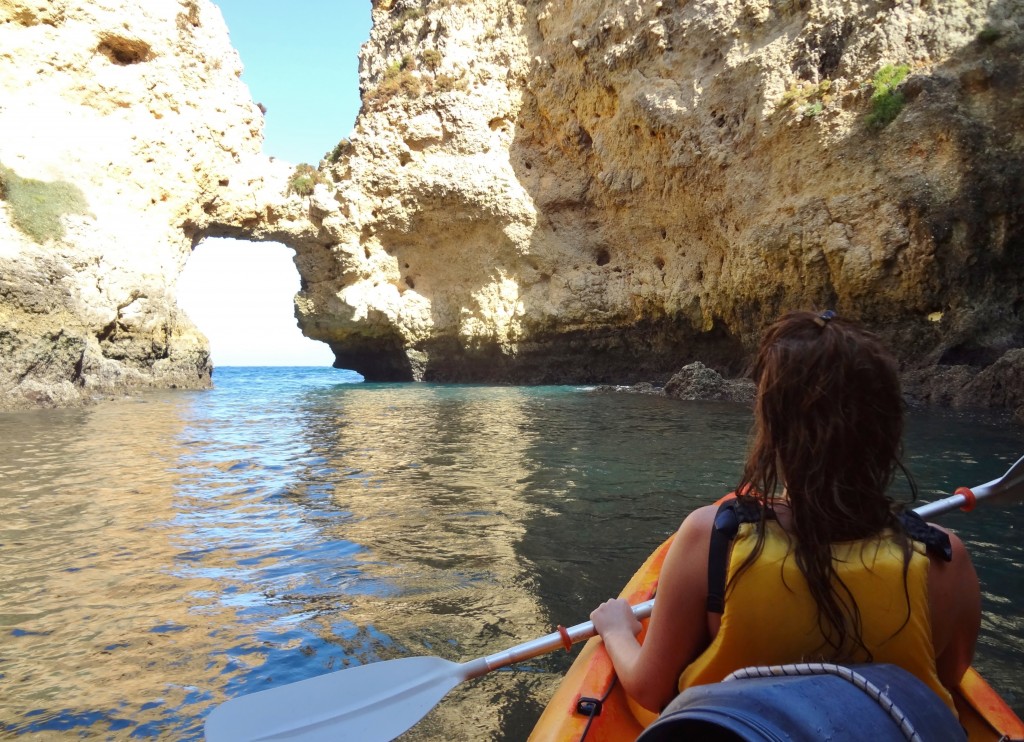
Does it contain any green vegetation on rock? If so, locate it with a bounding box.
[976,26,1003,44]
[365,50,467,108]
[421,48,442,72]
[287,163,326,197]
[867,64,910,130]
[779,79,834,118]
[433,73,466,93]
[366,56,421,106]
[0,163,90,243]
[326,139,353,164]
[391,6,424,32]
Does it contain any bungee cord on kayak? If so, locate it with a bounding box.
[723,663,937,742]
[574,676,618,742]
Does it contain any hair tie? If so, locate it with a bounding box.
[813,309,837,328]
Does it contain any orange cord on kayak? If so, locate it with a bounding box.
[955,486,977,512]
[557,625,573,652]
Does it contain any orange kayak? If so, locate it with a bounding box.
[529,535,1024,742]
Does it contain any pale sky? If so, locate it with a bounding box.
[177,2,372,367]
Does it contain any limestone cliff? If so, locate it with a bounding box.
[0,0,296,409]
[283,0,1024,417]
[2,0,1023,419]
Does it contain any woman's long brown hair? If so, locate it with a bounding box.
[733,310,916,658]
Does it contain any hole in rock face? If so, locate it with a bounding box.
[654,256,665,270]
[938,343,1002,367]
[177,239,335,367]
[404,275,416,289]
[577,126,593,150]
[595,249,611,266]
[97,34,154,65]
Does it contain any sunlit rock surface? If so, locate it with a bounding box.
[0,0,254,408]
[288,0,1023,416]
[2,0,1023,417]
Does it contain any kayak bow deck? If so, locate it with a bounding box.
[528,534,1024,742]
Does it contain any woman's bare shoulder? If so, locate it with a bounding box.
[678,503,722,536]
[660,504,721,578]
[926,525,979,602]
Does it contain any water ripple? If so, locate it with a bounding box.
[0,369,1021,738]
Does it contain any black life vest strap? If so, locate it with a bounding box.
[706,498,763,614]
[897,510,953,562]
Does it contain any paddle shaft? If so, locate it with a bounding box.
[914,454,1024,518]
[462,608,644,679]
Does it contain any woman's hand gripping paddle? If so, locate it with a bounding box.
[205,453,1024,742]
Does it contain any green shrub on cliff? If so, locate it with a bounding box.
[366,56,423,106]
[326,139,353,164]
[0,163,90,243]
[433,73,466,93]
[976,26,1003,44]
[391,7,424,32]
[421,48,442,72]
[364,51,467,108]
[287,163,326,197]
[779,79,834,117]
[867,64,910,129]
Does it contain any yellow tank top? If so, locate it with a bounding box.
[678,520,955,713]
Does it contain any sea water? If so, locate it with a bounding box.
[0,367,1021,740]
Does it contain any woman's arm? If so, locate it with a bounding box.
[926,526,981,690]
[590,504,718,711]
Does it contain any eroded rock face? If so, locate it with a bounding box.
[2,0,1022,418]
[287,0,1023,401]
[0,0,292,409]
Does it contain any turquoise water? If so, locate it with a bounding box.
[0,367,1021,740]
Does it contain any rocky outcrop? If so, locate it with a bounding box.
[291,0,1024,401]
[664,362,756,403]
[2,0,1023,418]
[905,349,1024,421]
[591,362,754,403]
[0,0,302,410]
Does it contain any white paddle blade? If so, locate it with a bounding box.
[979,453,1024,503]
[205,655,465,742]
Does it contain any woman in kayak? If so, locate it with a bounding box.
[591,310,981,714]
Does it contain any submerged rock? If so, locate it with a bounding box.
[590,364,755,404]
[590,381,665,396]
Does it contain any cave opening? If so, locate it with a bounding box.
[177,238,337,368]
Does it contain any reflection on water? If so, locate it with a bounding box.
[0,368,1021,740]
[0,400,217,738]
